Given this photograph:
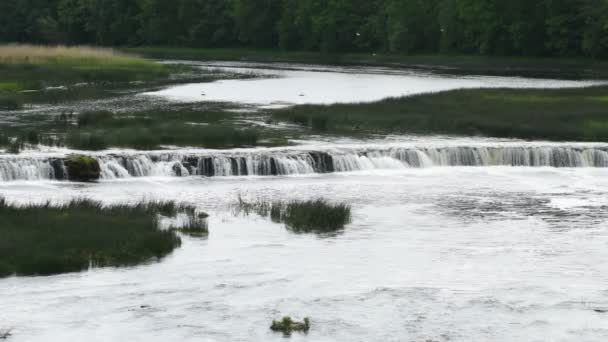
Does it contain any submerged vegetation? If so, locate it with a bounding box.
[236,197,351,233]
[0,199,207,277]
[270,317,311,335]
[271,86,608,142]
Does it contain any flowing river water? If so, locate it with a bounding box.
[1,63,607,341]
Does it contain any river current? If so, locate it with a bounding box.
[0,63,607,342]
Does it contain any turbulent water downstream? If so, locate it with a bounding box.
[1,63,607,342]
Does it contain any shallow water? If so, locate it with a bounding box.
[143,61,606,107]
[1,166,607,341]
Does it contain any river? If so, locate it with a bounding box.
[0,62,607,342]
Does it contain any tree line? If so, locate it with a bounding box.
[1,0,607,57]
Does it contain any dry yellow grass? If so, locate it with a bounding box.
[0,44,158,68]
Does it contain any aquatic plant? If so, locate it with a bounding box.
[0,328,11,340]
[271,86,608,142]
[64,155,101,181]
[235,197,351,233]
[0,199,206,277]
[0,94,22,110]
[270,317,310,335]
[168,213,210,237]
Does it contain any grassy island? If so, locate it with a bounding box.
[0,199,207,277]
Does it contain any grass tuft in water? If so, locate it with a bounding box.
[0,199,206,278]
[270,317,310,335]
[0,328,11,340]
[235,197,351,233]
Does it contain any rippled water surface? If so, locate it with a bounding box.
[1,165,608,341]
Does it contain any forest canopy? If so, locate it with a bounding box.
[1,0,607,57]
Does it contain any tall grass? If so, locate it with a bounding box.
[271,86,608,141]
[66,110,259,150]
[235,197,351,233]
[0,44,169,104]
[0,44,159,69]
[0,199,207,277]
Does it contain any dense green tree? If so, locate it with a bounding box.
[0,0,605,58]
[232,0,282,48]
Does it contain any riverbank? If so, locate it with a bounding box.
[125,47,608,80]
[0,45,190,109]
[270,86,608,142]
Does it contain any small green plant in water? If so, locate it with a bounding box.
[235,197,351,233]
[270,317,310,335]
[169,213,210,237]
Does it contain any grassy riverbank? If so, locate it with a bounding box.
[270,86,608,142]
[0,199,209,277]
[0,108,289,152]
[0,45,179,109]
[126,47,608,79]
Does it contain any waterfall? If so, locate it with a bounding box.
[2,145,608,181]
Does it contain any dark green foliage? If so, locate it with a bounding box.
[64,155,101,181]
[1,0,608,57]
[270,317,310,335]
[0,94,23,110]
[0,199,197,277]
[235,197,352,233]
[65,109,259,150]
[272,200,352,233]
[272,86,608,142]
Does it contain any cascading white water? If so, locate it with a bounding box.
[0,157,57,181]
[3,145,608,181]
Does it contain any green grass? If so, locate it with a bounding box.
[126,47,608,79]
[270,86,608,141]
[235,197,352,233]
[0,199,208,277]
[65,109,260,150]
[0,45,186,107]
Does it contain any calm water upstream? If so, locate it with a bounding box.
[143,61,606,108]
[1,63,607,342]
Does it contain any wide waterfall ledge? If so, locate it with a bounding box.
[3,141,608,182]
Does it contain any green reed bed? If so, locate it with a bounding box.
[235,197,351,233]
[0,199,207,277]
[0,45,185,108]
[65,109,259,150]
[271,86,608,142]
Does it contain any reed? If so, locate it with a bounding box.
[0,199,206,277]
[235,197,351,233]
[0,44,158,68]
[271,86,608,141]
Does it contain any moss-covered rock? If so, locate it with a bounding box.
[270,317,310,335]
[64,155,101,182]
